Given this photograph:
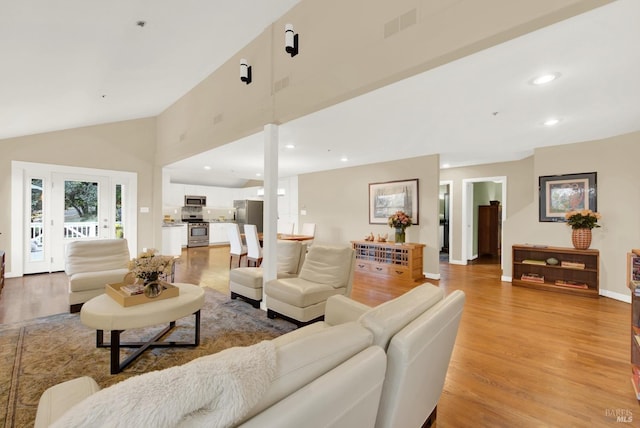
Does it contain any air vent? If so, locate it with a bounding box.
[384,8,417,38]
[274,76,290,93]
[399,9,417,30]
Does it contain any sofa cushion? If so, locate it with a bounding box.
[277,241,304,275]
[65,239,130,275]
[241,322,374,422]
[35,376,101,428]
[358,284,444,349]
[298,245,353,288]
[68,269,130,292]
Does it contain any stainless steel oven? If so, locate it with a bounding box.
[187,222,209,247]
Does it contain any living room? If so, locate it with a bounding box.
[1,1,640,426]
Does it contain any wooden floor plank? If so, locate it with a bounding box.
[0,246,635,426]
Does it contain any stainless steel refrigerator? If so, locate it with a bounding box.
[233,200,264,233]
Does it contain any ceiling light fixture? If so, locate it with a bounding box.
[285,144,295,149]
[531,72,560,85]
[203,166,211,170]
[340,156,348,162]
[240,58,252,84]
[285,24,299,57]
[544,118,560,126]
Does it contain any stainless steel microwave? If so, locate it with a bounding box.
[184,195,206,207]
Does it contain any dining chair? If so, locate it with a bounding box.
[300,222,316,247]
[227,224,248,268]
[244,224,263,267]
[277,220,295,235]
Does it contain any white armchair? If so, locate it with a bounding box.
[265,245,355,326]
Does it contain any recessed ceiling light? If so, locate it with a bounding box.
[442,163,450,169]
[340,156,348,162]
[203,165,211,170]
[285,144,295,149]
[544,118,560,126]
[256,173,262,177]
[531,72,560,86]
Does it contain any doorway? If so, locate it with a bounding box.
[12,161,137,275]
[461,176,506,267]
[439,181,452,263]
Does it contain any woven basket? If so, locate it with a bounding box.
[571,228,592,250]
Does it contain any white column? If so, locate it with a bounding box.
[261,124,279,310]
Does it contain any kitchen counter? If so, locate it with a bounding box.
[162,222,186,227]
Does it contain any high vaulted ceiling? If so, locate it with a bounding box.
[3,1,639,188]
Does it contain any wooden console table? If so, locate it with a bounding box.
[351,241,425,283]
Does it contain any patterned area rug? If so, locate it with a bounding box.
[0,288,295,428]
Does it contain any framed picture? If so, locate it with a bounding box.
[539,172,597,222]
[369,179,419,224]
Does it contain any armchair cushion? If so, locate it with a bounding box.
[64,239,130,275]
[277,241,305,275]
[359,284,444,349]
[298,246,353,288]
[265,277,336,307]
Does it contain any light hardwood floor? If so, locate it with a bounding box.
[0,246,636,426]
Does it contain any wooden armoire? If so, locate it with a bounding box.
[478,203,501,257]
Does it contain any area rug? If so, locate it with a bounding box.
[0,288,295,428]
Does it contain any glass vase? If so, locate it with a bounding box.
[395,228,406,244]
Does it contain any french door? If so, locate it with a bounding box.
[22,167,134,274]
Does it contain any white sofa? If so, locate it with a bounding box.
[65,239,130,313]
[35,284,465,428]
[229,240,306,308]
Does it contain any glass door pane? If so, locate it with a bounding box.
[63,180,99,239]
[30,178,44,262]
[115,184,124,238]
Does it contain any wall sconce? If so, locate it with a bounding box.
[284,24,299,57]
[240,58,252,84]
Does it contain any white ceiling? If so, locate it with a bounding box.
[2,1,639,188]
[0,0,301,140]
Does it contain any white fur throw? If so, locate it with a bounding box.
[51,340,277,428]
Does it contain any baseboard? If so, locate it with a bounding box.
[600,289,630,303]
[425,272,440,280]
[448,259,467,265]
[502,275,512,282]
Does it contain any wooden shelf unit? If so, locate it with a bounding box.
[511,245,599,297]
[351,241,425,283]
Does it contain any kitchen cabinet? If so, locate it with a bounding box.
[162,224,186,256]
[210,223,232,245]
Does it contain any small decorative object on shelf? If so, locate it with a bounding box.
[565,209,601,250]
[128,249,175,298]
[376,233,388,242]
[388,210,412,244]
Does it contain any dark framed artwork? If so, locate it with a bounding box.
[539,172,597,222]
[369,179,419,224]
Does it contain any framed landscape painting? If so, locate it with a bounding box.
[369,179,419,225]
[539,172,597,222]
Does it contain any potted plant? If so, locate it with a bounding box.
[565,209,601,250]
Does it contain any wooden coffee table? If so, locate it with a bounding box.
[80,283,205,374]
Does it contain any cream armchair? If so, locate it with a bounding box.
[265,245,355,327]
[65,239,130,313]
[229,240,306,308]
